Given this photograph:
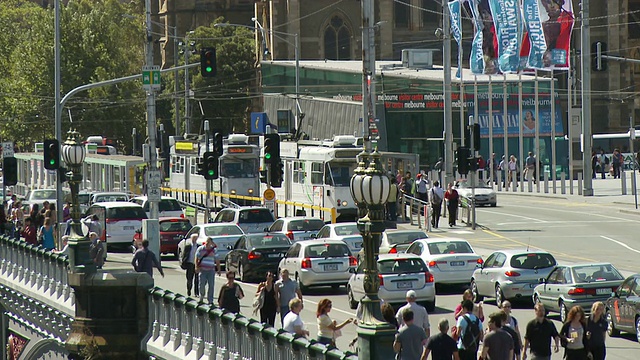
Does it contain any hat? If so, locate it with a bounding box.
[416,174,422,178]
[406,290,417,299]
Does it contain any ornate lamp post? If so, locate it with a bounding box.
[61,129,94,274]
[350,148,395,359]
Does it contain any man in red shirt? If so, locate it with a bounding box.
[21,217,38,246]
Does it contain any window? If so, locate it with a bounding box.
[316,226,329,238]
[305,243,350,258]
[159,220,192,232]
[334,224,359,236]
[190,157,197,175]
[379,258,428,274]
[172,156,185,174]
[510,253,556,269]
[484,253,497,268]
[618,278,634,297]
[221,159,258,178]
[106,207,147,220]
[311,163,324,185]
[269,220,283,232]
[325,162,355,186]
[247,234,291,247]
[235,237,246,250]
[493,253,507,268]
[428,241,473,255]
[572,264,624,283]
[293,161,306,184]
[395,0,410,29]
[386,231,427,246]
[324,16,351,60]
[205,225,243,236]
[421,0,439,27]
[286,243,301,258]
[547,268,562,284]
[288,219,325,232]
[239,209,275,223]
[159,199,181,212]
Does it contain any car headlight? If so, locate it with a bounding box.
[230,189,237,195]
[342,200,348,207]
[248,188,254,194]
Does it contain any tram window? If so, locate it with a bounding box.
[325,162,355,187]
[311,163,323,185]
[293,161,306,184]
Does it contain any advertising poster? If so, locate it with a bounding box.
[521,0,574,69]
[488,0,522,73]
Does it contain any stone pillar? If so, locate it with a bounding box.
[378,0,394,59]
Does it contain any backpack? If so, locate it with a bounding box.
[461,314,481,351]
[180,243,192,270]
[430,189,442,205]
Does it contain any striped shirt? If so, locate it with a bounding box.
[196,245,218,271]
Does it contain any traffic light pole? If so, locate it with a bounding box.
[204,120,211,221]
[469,117,476,230]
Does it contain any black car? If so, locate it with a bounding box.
[605,273,640,342]
[225,233,292,282]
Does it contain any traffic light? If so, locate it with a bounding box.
[214,132,223,156]
[270,160,284,187]
[457,147,470,175]
[202,152,219,180]
[592,41,607,71]
[259,169,268,184]
[264,133,280,164]
[200,47,216,77]
[469,156,479,171]
[44,139,60,170]
[197,158,205,176]
[472,123,481,151]
[3,157,17,186]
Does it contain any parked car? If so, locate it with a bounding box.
[605,273,640,342]
[133,217,192,257]
[455,180,497,207]
[406,237,482,286]
[181,223,245,265]
[347,253,436,311]
[380,230,428,254]
[471,249,557,306]
[314,222,362,253]
[225,233,292,282]
[90,192,129,205]
[533,263,625,323]
[267,217,325,242]
[278,239,357,293]
[131,196,183,218]
[23,189,65,211]
[85,202,147,249]
[213,207,275,234]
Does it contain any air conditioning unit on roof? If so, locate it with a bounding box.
[402,49,436,69]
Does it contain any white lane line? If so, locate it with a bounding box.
[502,204,640,223]
[481,210,547,223]
[600,235,640,254]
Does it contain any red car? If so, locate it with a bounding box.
[133,217,192,257]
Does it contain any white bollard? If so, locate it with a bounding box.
[561,172,566,194]
[578,172,583,195]
[528,176,533,192]
[621,170,627,195]
[544,171,549,193]
[511,171,517,192]
[497,172,503,191]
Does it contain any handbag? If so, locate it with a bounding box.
[252,286,265,315]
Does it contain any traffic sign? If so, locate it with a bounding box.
[142,66,161,91]
[263,188,276,201]
[264,200,275,214]
[146,170,162,202]
[2,142,14,158]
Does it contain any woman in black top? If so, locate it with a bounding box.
[30,204,43,230]
[218,271,244,314]
[257,272,277,326]
[587,302,607,360]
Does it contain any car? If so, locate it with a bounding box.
[278,239,357,293]
[182,223,245,264]
[347,253,436,312]
[471,249,557,306]
[455,180,497,207]
[266,217,325,242]
[90,192,129,205]
[213,207,275,234]
[314,222,363,253]
[605,274,640,342]
[533,263,625,323]
[131,196,183,218]
[23,189,66,210]
[380,230,428,254]
[225,233,293,282]
[85,202,147,248]
[157,217,192,257]
[406,237,483,286]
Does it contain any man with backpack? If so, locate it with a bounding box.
[178,234,200,297]
[429,181,444,229]
[455,300,483,360]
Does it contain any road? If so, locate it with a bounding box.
[103,191,640,358]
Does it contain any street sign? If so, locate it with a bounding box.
[263,188,276,201]
[2,142,14,158]
[142,66,161,91]
[264,199,275,214]
[146,170,162,202]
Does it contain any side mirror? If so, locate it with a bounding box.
[538,277,546,284]
[476,262,483,269]
[310,234,317,239]
[264,227,270,232]
[348,267,356,274]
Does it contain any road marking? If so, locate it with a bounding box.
[481,210,547,223]
[600,235,640,254]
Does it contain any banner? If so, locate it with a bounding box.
[449,0,463,78]
[488,0,521,73]
[477,0,499,73]
[468,0,485,74]
[521,0,574,69]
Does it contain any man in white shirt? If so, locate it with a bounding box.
[282,298,308,337]
[429,181,445,229]
[395,290,430,338]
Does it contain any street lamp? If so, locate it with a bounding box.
[61,128,94,274]
[349,148,395,359]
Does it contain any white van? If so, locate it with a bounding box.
[85,202,147,248]
[131,196,184,218]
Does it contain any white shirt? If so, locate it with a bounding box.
[283,311,304,334]
[429,186,444,204]
[395,302,430,333]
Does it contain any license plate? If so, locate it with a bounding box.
[596,288,610,295]
[268,253,282,258]
[450,261,465,266]
[397,281,413,289]
[124,226,135,230]
[323,264,339,271]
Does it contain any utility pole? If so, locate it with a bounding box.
[145,0,159,220]
[361,0,376,150]
[173,26,180,136]
[443,0,454,188]
[581,0,594,196]
[54,0,63,233]
[184,32,194,135]
[204,120,211,221]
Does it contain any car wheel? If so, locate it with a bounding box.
[425,299,436,313]
[238,263,248,282]
[471,280,484,303]
[560,301,568,324]
[606,311,620,337]
[347,286,358,310]
[490,202,497,207]
[533,293,541,305]
[636,316,640,343]
[296,274,307,294]
[495,284,504,307]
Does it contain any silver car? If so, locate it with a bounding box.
[455,180,497,207]
[182,223,245,265]
[407,238,483,286]
[380,230,428,254]
[213,207,275,234]
[267,217,325,242]
[314,222,362,253]
[471,249,556,306]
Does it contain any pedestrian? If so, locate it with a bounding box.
[501,301,523,350]
[444,183,460,227]
[131,239,164,278]
[498,310,522,360]
[316,298,353,346]
[507,155,518,188]
[30,204,43,230]
[45,203,56,224]
[82,214,102,238]
[195,237,221,304]
[387,176,399,222]
[395,290,430,338]
[477,155,486,181]
[612,149,623,179]
[480,311,514,360]
[591,151,598,179]
[38,216,56,250]
[453,300,483,360]
[283,298,309,337]
[89,232,104,269]
[55,235,70,257]
[424,318,460,360]
[256,271,278,326]
[218,271,244,314]
[275,268,303,325]
[435,157,444,183]
[586,302,607,360]
[62,202,71,222]
[499,155,507,185]
[522,303,560,360]
[382,302,399,329]
[454,290,485,322]
[11,201,24,240]
[178,234,199,297]
[0,205,9,236]
[40,201,50,217]
[559,306,589,360]
[429,181,444,228]
[526,152,536,183]
[599,150,608,179]
[6,195,16,217]
[402,171,414,196]
[393,309,428,360]
[416,173,429,202]
[397,169,404,186]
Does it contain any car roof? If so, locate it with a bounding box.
[491,249,553,256]
[296,239,350,246]
[278,217,323,221]
[93,192,128,196]
[561,263,616,268]
[417,237,469,243]
[378,253,422,260]
[90,202,143,208]
[201,223,241,227]
[132,196,177,201]
[324,222,357,228]
[384,229,427,235]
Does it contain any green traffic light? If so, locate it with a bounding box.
[208,170,215,176]
[265,153,271,160]
[50,159,55,165]
[206,66,213,72]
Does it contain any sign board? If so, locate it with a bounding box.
[146,170,162,202]
[263,188,276,201]
[251,112,268,134]
[264,199,276,214]
[2,142,14,158]
[185,206,196,217]
[142,66,161,91]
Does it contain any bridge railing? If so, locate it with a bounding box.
[145,288,358,360]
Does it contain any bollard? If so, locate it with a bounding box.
[497,172,503,191]
[417,202,422,229]
[409,198,415,225]
[578,172,583,195]
[401,196,406,222]
[528,176,533,192]
[621,171,627,195]
[552,170,557,194]
[543,171,549,193]
[561,172,566,194]
[570,172,574,195]
[424,205,431,232]
[511,171,517,192]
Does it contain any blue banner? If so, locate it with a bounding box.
[488,0,521,73]
[449,0,463,78]
[472,109,564,138]
[468,0,485,74]
[521,0,547,69]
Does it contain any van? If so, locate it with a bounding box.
[131,196,184,218]
[86,202,147,248]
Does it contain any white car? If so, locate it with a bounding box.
[90,192,129,205]
[182,223,245,264]
[406,237,483,286]
[213,207,275,234]
[131,196,184,218]
[347,253,436,311]
[278,239,357,293]
[266,217,325,242]
[314,222,362,253]
[380,230,428,254]
[455,180,497,207]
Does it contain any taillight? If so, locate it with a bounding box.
[389,247,398,254]
[428,260,446,268]
[286,231,295,241]
[504,270,521,277]
[349,256,357,267]
[568,287,586,295]
[378,274,384,286]
[468,258,483,264]
[180,213,185,218]
[301,258,312,269]
[477,258,484,264]
[425,272,434,283]
[247,251,261,260]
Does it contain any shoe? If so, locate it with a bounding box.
[187,291,191,297]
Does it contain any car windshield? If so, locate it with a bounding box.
[204,225,243,236]
[510,253,556,269]
[288,219,325,231]
[78,194,91,204]
[572,264,624,283]
[159,199,181,212]
[304,243,351,258]
[247,234,291,247]
[106,207,147,219]
[428,241,473,254]
[457,181,490,189]
[239,209,274,223]
[334,225,359,236]
[96,195,128,202]
[159,220,192,232]
[378,258,428,274]
[30,190,56,200]
[386,231,427,245]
